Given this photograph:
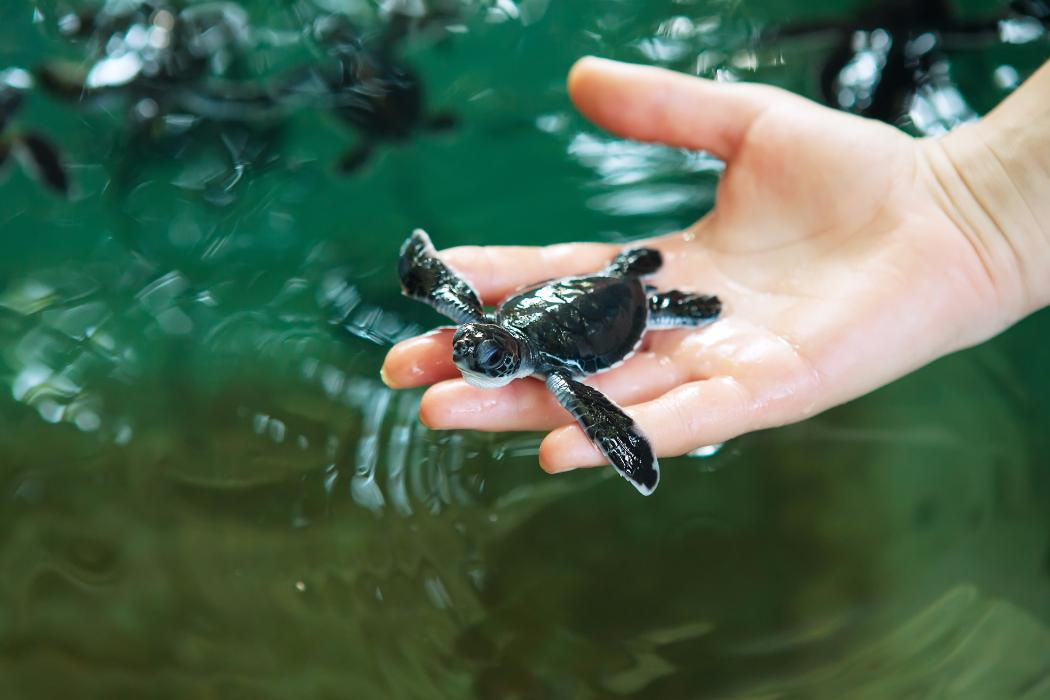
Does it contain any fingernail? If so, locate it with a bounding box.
[579,56,626,72]
[540,456,577,475]
[379,365,399,389]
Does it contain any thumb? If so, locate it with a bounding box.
[567,57,789,161]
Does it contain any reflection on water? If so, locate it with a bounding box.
[1,0,1049,698]
[462,348,1050,697]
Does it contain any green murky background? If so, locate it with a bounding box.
[1,1,1049,698]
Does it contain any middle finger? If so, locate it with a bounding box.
[418,351,685,432]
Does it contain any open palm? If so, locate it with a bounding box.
[382,57,1008,473]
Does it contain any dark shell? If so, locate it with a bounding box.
[498,276,647,376]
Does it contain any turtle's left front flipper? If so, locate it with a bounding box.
[546,371,659,496]
[398,229,486,324]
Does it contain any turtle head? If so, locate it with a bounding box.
[452,323,530,388]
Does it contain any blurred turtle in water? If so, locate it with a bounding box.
[0,68,69,196]
[762,0,1049,127]
[36,0,283,136]
[288,8,459,173]
[35,0,291,200]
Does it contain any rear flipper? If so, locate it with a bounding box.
[546,371,659,496]
[16,132,69,195]
[398,229,486,324]
[606,247,662,277]
[648,290,721,328]
[425,112,458,132]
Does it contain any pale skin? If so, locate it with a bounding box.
[382,57,1050,474]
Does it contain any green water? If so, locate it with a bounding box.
[1,1,1049,698]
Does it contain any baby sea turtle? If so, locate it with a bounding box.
[297,13,457,173]
[398,230,721,495]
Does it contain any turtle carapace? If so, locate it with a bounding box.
[397,229,722,496]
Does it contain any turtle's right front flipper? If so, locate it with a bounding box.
[398,229,486,324]
[546,371,659,496]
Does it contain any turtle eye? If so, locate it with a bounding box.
[476,339,503,371]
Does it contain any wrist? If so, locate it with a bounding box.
[921,64,1050,320]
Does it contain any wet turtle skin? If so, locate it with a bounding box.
[498,276,649,377]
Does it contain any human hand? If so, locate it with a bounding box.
[382,57,1047,474]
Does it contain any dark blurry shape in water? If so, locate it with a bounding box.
[34,0,287,200]
[1013,0,1050,23]
[0,68,69,195]
[285,8,459,173]
[30,0,464,194]
[760,0,1048,132]
[36,0,283,127]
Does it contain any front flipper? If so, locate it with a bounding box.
[546,371,659,496]
[647,290,721,328]
[398,229,485,324]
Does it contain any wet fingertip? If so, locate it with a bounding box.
[418,391,443,429]
[538,430,578,474]
[567,55,597,88]
[569,55,616,80]
[436,246,479,274]
[538,448,573,475]
[418,381,472,429]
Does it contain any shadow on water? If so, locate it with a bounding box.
[0,0,1048,698]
